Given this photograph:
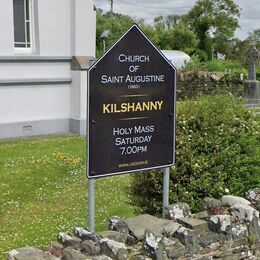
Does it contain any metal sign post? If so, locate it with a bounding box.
[163,167,170,218]
[88,179,95,231]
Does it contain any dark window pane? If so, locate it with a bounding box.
[13,0,26,43]
[26,21,30,43]
[13,0,31,48]
[15,43,26,48]
[26,0,30,20]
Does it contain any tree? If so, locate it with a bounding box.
[142,16,198,53]
[184,0,240,58]
[225,38,251,65]
[154,15,182,29]
[148,21,174,50]
[248,29,260,49]
[171,22,199,55]
[248,29,260,42]
[96,11,135,57]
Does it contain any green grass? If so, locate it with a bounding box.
[0,135,136,258]
[204,59,243,72]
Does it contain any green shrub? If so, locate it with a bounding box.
[204,59,248,79]
[204,59,240,72]
[130,95,260,214]
[256,68,260,81]
[185,54,204,71]
[194,49,208,62]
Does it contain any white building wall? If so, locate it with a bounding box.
[0,0,14,55]
[87,1,96,57]
[0,61,70,80]
[70,0,96,135]
[37,0,72,56]
[0,0,96,139]
[72,0,96,57]
[0,85,70,123]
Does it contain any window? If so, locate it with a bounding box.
[13,0,33,52]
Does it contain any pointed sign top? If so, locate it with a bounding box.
[90,23,176,72]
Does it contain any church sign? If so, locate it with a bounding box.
[87,24,176,179]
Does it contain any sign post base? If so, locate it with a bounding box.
[88,179,95,231]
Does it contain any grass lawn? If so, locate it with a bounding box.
[0,135,136,258]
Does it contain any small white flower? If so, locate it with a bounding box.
[224,188,230,193]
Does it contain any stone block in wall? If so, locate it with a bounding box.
[142,229,186,260]
[222,195,251,207]
[177,217,209,236]
[219,237,233,252]
[62,246,90,260]
[210,74,222,82]
[256,203,260,212]
[58,232,81,249]
[108,216,129,233]
[100,238,128,260]
[162,222,181,239]
[197,256,218,260]
[158,236,186,259]
[230,225,248,247]
[245,188,260,206]
[192,210,209,220]
[231,245,250,254]
[229,203,259,223]
[125,214,171,241]
[248,214,260,240]
[142,229,163,259]
[81,240,100,255]
[98,230,127,243]
[129,255,153,260]
[208,215,232,234]
[164,203,191,220]
[215,249,251,260]
[173,226,200,254]
[200,242,220,255]
[126,234,139,245]
[48,241,64,257]
[74,227,100,242]
[203,197,222,215]
[92,256,113,260]
[250,241,260,258]
[7,247,56,260]
[199,232,220,247]
[108,216,129,242]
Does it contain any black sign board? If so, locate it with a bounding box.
[87,24,176,179]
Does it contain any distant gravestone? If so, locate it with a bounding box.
[248,43,259,81]
[243,42,260,107]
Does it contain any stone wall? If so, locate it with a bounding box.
[177,71,244,100]
[7,188,260,259]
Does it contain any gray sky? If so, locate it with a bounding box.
[94,0,260,40]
